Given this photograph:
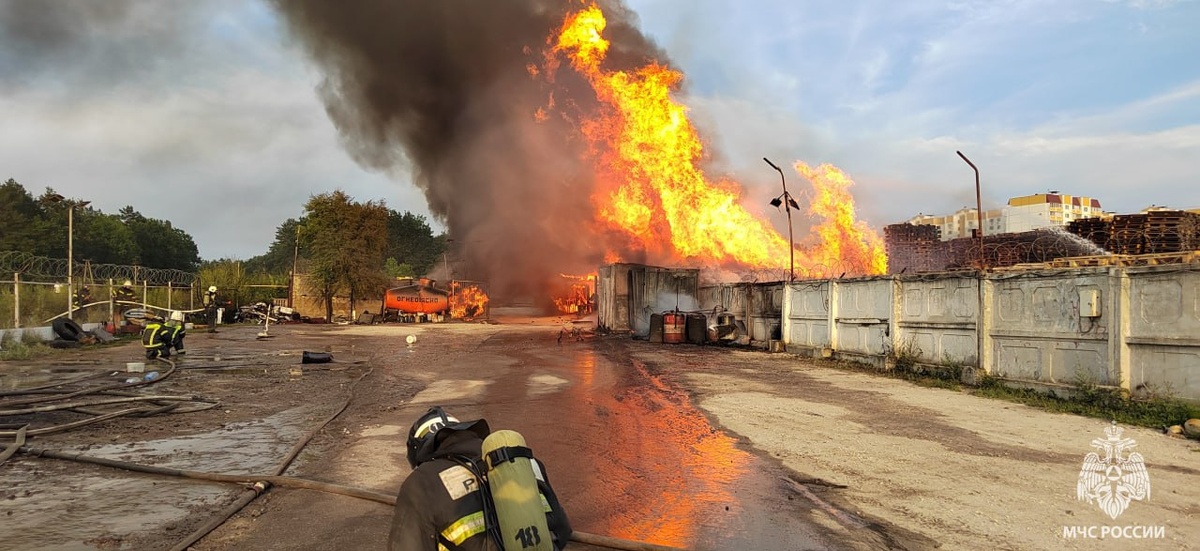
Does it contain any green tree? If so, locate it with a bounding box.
[118,206,202,271]
[302,191,389,319]
[386,210,444,276]
[72,211,138,265]
[383,257,415,280]
[0,179,52,254]
[247,218,305,275]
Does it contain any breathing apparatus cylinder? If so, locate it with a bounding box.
[482,430,552,551]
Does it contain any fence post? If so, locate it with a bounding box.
[978,275,994,374]
[167,281,173,310]
[142,280,148,308]
[13,272,19,329]
[828,278,840,351]
[108,278,115,325]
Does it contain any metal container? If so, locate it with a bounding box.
[685,313,707,345]
[648,313,664,343]
[125,362,145,373]
[663,312,685,344]
[384,283,450,315]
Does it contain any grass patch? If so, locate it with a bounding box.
[885,340,963,390]
[827,349,1198,430]
[974,374,1200,430]
[0,338,54,361]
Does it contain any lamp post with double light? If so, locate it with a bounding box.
[764,157,798,282]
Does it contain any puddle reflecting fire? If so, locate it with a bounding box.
[566,352,749,548]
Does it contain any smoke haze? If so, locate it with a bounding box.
[272,0,668,302]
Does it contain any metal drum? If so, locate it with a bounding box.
[663,312,685,344]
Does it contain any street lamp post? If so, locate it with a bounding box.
[44,194,90,320]
[764,158,797,282]
[956,151,984,271]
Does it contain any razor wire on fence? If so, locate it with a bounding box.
[0,251,197,286]
[1,251,200,330]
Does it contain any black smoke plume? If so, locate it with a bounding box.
[272,0,667,303]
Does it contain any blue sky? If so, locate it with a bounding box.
[1,0,1196,260]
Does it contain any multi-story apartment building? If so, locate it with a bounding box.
[904,192,1104,241]
[907,208,1003,241]
[1004,192,1103,233]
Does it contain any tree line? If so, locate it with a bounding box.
[0,178,201,271]
[2,179,446,319]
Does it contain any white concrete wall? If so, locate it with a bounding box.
[898,276,980,367]
[784,281,831,349]
[988,272,1112,384]
[1126,268,1200,396]
[781,266,1200,401]
[835,279,893,357]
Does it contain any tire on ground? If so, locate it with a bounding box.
[52,318,85,342]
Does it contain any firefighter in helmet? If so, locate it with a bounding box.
[203,285,219,333]
[162,310,187,355]
[113,280,137,305]
[112,280,137,325]
[141,316,172,360]
[388,407,571,550]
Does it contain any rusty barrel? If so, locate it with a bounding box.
[662,312,685,344]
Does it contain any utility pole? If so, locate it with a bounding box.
[289,225,299,308]
[44,194,89,320]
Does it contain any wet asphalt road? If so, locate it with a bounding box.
[1,320,845,550]
[398,323,838,550]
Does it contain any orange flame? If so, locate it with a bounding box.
[554,273,596,314]
[549,5,886,278]
[449,281,490,319]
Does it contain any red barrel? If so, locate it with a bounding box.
[663,312,685,344]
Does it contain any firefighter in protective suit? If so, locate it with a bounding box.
[203,286,219,333]
[141,318,172,360]
[388,407,571,551]
[162,310,187,355]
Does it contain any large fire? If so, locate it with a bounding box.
[547,4,887,278]
[449,281,490,319]
[554,273,597,314]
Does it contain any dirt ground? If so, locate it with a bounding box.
[2,316,1198,551]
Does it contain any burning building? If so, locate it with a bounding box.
[274,1,886,301]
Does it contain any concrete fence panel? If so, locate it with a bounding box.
[987,271,1113,385]
[1126,267,1200,399]
[784,281,830,349]
[834,278,892,358]
[895,275,979,367]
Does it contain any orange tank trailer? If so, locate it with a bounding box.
[384,283,450,315]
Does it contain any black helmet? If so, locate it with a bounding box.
[405,406,489,468]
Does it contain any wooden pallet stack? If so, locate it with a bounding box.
[1067,217,1110,251]
[1107,214,1148,255]
[1143,210,1200,253]
[884,223,942,274]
